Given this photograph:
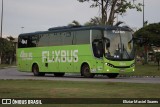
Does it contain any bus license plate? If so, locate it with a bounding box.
[120,69,125,72]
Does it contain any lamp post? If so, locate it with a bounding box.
[143,0,144,27]
[0,0,3,64]
[0,0,3,38]
[21,27,24,33]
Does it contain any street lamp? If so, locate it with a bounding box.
[0,0,3,38]
[21,27,24,33]
[143,0,144,27]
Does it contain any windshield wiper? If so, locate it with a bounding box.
[123,44,131,59]
[117,43,123,59]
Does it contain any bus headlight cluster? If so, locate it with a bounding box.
[130,63,135,67]
[105,63,114,68]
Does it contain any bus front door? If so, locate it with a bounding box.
[92,40,104,73]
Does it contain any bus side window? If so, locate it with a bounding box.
[75,30,90,44]
[62,32,73,45]
[18,37,28,48]
[26,36,35,47]
[37,34,49,47]
[49,33,62,46]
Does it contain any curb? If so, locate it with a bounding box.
[0,66,17,69]
[119,75,160,78]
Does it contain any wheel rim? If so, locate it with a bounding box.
[33,67,36,72]
[33,65,39,75]
[84,67,89,76]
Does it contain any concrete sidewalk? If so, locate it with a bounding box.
[0,65,17,69]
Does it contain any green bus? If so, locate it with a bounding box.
[17,26,135,78]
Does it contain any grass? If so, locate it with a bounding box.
[120,63,160,77]
[0,80,160,98]
[0,80,160,107]
[0,81,159,107]
[0,64,10,68]
[1,63,160,107]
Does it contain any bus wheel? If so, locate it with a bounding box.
[81,64,95,78]
[107,73,119,78]
[54,73,65,77]
[32,64,45,76]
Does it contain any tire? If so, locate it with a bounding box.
[32,64,45,76]
[54,73,65,77]
[81,64,95,78]
[107,73,119,78]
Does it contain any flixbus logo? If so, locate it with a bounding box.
[42,50,78,63]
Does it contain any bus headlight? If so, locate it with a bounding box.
[105,63,114,68]
[130,63,135,67]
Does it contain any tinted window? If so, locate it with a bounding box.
[18,36,28,48]
[49,33,62,46]
[75,30,90,44]
[62,32,73,45]
[18,35,38,48]
[18,30,91,48]
[29,35,37,47]
[37,34,49,47]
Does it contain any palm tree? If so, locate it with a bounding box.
[7,36,15,42]
[68,20,81,26]
[85,17,102,26]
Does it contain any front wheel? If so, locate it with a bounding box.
[107,73,119,78]
[81,64,95,78]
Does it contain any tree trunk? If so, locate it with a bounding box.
[101,0,105,25]
[0,57,1,64]
[158,61,159,70]
[144,45,148,64]
[104,0,109,25]
[0,52,2,64]
[108,0,117,25]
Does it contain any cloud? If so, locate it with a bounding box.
[2,0,98,37]
[1,0,160,37]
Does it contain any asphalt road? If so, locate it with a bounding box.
[0,67,160,84]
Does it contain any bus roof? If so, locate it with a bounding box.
[19,25,131,36]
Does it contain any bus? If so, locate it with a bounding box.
[17,25,135,78]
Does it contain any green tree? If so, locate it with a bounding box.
[134,22,160,47]
[134,22,160,64]
[78,0,142,25]
[0,37,15,64]
[155,52,160,70]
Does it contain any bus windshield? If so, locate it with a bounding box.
[104,30,134,61]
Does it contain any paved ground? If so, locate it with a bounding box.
[0,67,160,84]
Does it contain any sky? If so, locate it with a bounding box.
[0,0,160,38]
